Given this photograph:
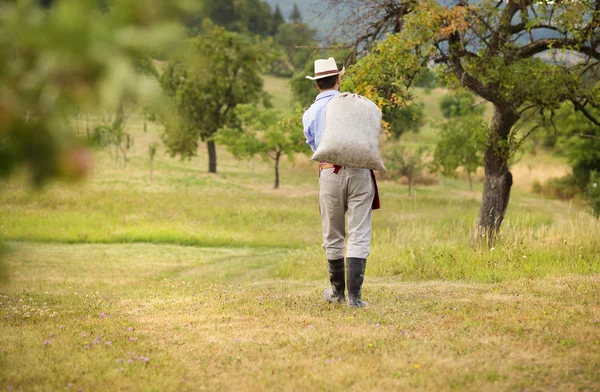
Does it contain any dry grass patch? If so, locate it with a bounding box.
[1,243,599,391]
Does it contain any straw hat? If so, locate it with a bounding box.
[305,57,345,80]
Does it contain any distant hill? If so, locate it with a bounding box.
[264,0,342,40]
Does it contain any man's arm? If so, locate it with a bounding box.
[302,110,317,152]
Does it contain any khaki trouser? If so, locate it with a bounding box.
[319,167,375,260]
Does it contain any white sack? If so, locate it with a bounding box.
[311,93,386,171]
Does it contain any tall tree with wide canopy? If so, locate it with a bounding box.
[160,20,272,173]
[333,0,600,244]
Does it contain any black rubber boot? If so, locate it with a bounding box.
[346,257,368,308]
[323,258,346,303]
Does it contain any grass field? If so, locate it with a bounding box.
[1,78,599,391]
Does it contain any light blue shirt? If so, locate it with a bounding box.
[302,90,341,152]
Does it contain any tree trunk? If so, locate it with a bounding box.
[407,176,413,197]
[473,104,519,246]
[143,120,147,133]
[467,170,473,192]
[274,151,281,189]
[85,114,89,140]
[149,159,153,182]
[207,141,217,173]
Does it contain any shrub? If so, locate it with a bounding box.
[531,180,543,194]
[534,175,580,200]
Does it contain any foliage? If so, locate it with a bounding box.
[543,105,600,189]
[188,0,275,37]
[432,115,486,191]
[439,92,485,119]
[388,102,424,139]
[273,21,318,70]
[0,0,187,186]
[289,3,302,24]
[586,171,600,217]
[214,104,307,188]
[159,20,273,172]
[384,144,429,196]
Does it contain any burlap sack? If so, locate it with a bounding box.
[311,93,386,171]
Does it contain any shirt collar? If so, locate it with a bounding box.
[315,90,340,102]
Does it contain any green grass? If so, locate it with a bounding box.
[1,76,600,390]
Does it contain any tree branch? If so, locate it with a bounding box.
[518,38,600,59]
[578,134,600,141]
[572,100,600,127]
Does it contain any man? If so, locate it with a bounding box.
[302,57,378,308]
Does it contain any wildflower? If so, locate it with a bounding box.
[140,356,150,362]
[414,364,420,369]
[44,340,51,345]
[84,345,90,350]
[129,338,136,341]
[59,326,64,330]
[105,341,112,345]
[127,327,133,331]
[99,313,105,319]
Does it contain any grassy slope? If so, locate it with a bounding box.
[1,76,599,391]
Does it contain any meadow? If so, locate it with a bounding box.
[1,77,599,391]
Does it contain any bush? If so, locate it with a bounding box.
[586,171,600,217]
[534,175,580,200]
[531,180,543,194]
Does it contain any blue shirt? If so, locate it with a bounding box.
[302,90,341,152]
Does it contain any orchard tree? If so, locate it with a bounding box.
[432,115,487,192]
[384,145,429,197]
[214,105,307,188]
[335,0,600,244]
[160,21,272,173]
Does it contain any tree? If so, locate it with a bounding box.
[160,20,272,173]
[190,0,275,37]
[272,4,285,35]
[384,145,428,197]
[335,0,600,244]
[148,142,158,182]
[214,105,307,188]
[432,115,487,192]
[274,22,318,70]
[289,3,302,24]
